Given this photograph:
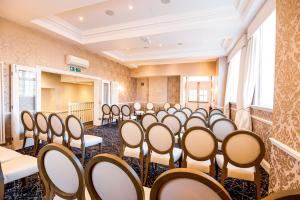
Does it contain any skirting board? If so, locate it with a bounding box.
[261,159,270,174]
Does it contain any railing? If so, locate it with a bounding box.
[42,110,69,121]
[68,102,94,123]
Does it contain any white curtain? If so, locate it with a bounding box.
[235,34,260,130]
[224,62,233,117]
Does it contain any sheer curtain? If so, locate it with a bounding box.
[235,33,260,130]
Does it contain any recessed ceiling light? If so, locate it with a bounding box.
[158,43,163,47]
[144,46,149,49]
[79,16,84,21]
[177,42,183,46]
[161,0,171,4]
[128,5,134,10]
[105,10,114,16]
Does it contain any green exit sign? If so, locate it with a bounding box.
[69,66,81,73]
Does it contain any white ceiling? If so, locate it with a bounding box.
[0,0,266,68]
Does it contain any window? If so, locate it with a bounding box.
[199,90,208,102]
[254,11,276,108]
[188,89,197,101]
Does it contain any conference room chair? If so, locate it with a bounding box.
[119,120,148,182]
[174,103,181,110]
[37,143,90,200]
[48,113,68,146]
[184,116,207,130]
[167,107,177,114]
[101,104,111,126]
[156,110,168,122]
[181,107,193,118]
[208,113,227,127]
[181,127,217,177]
[190,111,206,120]
[144,123,182,185]
[85,154,150,200]
[174,110,188,134]
[111,104,121,125]
[121,105,137,120]
[0,146,38,199]
[150,168,232,200]
[210,108,224,116]
[146,102,155,114]
[163,102,171,111]
[216,130,265,200]
[141,113,158,131]
[161,114,182,145]
[21,110,36,150]
[195,107,208,119]
[210,118,237,150]
[34,112,50,155]
[65,115,102,164]
[134,102,145,118]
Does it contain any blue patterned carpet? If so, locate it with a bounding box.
[4,123,269,200]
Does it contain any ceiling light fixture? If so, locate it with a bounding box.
[128,5,134,10]
[159,43,163,47]
[79,16,84,21]
[177,42,183,46]
[161,0,171,4]
[105,10,114,16]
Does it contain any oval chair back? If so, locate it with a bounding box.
[184,116,207,130]
[121,105,131,120]
[85,154,145,200]
[150,168,232,200]
[174,103,181,110]
[134,102,142,111]
[49,113,66,145]
[156,110,168,122]
[181,107,192,118]
[35,112,49,137]
[195,108,208,118]
[65,115,84,146]
[21,110,35,132]
[167,107,177,114]
[190,112,206,120]
[37,143,85,200]
[141,113,158,131]
[163,103,170,111]
[174,111,188,129]
[210,118,237,142]
[102,104,111,116]
[119,120,144,149]
[208,113,226,127]
[111,104,120,119]
[210,108,223,116]
[161,114,181,137]
[182,127,217,176]
[146,102,154,111]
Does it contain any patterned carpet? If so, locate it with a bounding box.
[4,123,269,200]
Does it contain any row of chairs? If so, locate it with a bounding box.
[37,143,233,200]
[120,115,265,199]
[21,111,102,164]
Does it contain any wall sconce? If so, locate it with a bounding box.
[118,85,124,93]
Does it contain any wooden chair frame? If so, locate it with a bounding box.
[101,104,111,126]
[111,104,121,125]
[34,112,50,155]
[48,113,67,146]
[85,154,145,200]
[181,107,193,118]
[141,113,158,131]
[181,127,217,177]
[121,105,133,120]
[37,143,85,200]
[195,108,208,118]
[210,118,237,142]
[21,110,36,151]
[209,108,224,116]
[184,116,207,130]
[161,114,182,145]
[156,110,168,122]
[118,120,146,182]
[208,113,227,127]
[190,111,207,120]
[163,103,171,111]
[167,107,177,114]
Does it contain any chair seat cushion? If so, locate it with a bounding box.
[122,115,137,120]
[186,156,211,173]
[151,148,182,166]
[0,146,22,162]
[216,154,255,181]
[52,134,68,144]
[124,142,148,158]
[112,115,121,119]
[146,110,155,114]
[70,135,103,148]
[2,155,38,184]
[144,186,151,200]
[54,187,91,200]
[39,133,49,141]
[25,130,34,138]
[135,111,144,115]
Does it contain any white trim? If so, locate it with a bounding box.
[251,105,273,112]
[0,62,5,144]
[270,138,300,161]
[251,115,272,125]
[260,159,270,174]
[227,34,247,62]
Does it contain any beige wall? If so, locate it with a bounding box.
[41,72,93,111]
[269,0,300,192]
[148,77,168,103]
[131,61,217,77]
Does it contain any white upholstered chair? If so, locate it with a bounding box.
[150,168,232,200]
[174,111,188,136]
[208,113,226,127]
[85,154,150,200]
[119,120,148,182]
[181,107,192,118]
[21,110,36,150]
[34,112,50,155]
[111,104,121,124]
[184,116,207,130]
[134,102,145,117]
[101,104,111,125]
[66,115,102,164]
[216,130,265,200]
[181,127,217,177]
[37,143,90,200]
[210,118,237,150]
[121,105,137,120]
[161,114,181,145]
[0,146,38,199]
[174,103,181,110]
[167,107,177,114]
[163,103,171,111]
[146,102,155,114]
[210,108,223,116]
[144,123,182,185]
[190,111,206,120]
[141,113,158,131]
[195,108,208,118]
[156,110,168,122]
[49,113,68,146]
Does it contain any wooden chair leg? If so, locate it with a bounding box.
[220,167,227,186]
[98,143,102,153]
[22,137,27,150]
[0,179,4,200]
[143,156,150,186]
[140,157,144,183]
[33,138,40,156]
[255,170,261,200]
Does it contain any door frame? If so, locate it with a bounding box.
[0,62,5,144]
[101,80,111,105]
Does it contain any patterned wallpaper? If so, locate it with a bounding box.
[269,0,300,192]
